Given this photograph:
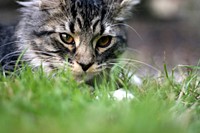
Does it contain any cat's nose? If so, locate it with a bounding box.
[78,62,94,72]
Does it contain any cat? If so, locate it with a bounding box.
[0,0,140,82]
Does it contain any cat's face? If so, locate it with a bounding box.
[17,0,139,81]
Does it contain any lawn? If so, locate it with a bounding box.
[0,64,199,133]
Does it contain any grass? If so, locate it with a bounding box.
[0,64,199,133]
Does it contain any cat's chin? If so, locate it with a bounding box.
[73,72,98,83]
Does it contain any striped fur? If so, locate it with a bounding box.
[14,0,140,81]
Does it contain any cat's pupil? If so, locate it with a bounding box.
[97,36,112,48]
[60,33,75,45]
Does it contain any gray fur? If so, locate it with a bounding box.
[0,0,139,81]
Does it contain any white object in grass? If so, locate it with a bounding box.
[111,89,134,101]
[130,74,142,86]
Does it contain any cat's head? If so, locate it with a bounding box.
[16,0,140,81]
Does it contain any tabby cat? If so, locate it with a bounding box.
[0,0,140,82]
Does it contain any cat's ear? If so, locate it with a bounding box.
[17,0,62,10]
[17,0,41,9]
[115,0,140,21]
[40,0,63,9]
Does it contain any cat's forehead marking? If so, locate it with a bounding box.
[92,18,100,33]
[69,0,106,29]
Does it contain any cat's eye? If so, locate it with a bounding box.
[60,33,75,45]
[96,36,112,48]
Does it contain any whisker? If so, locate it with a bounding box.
[0,48,62,64]
[124,47,142,54]
[0,41,21,48]
[2,61,23,71]
[109,58,161,73]
[110,23,143,41]
[107,62,127,71]
[109,61,139,70]
[97,63,124,73]
[0,51,21,63]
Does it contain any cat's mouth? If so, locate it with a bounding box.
[73,72,97,82]
[69,61,105,82]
